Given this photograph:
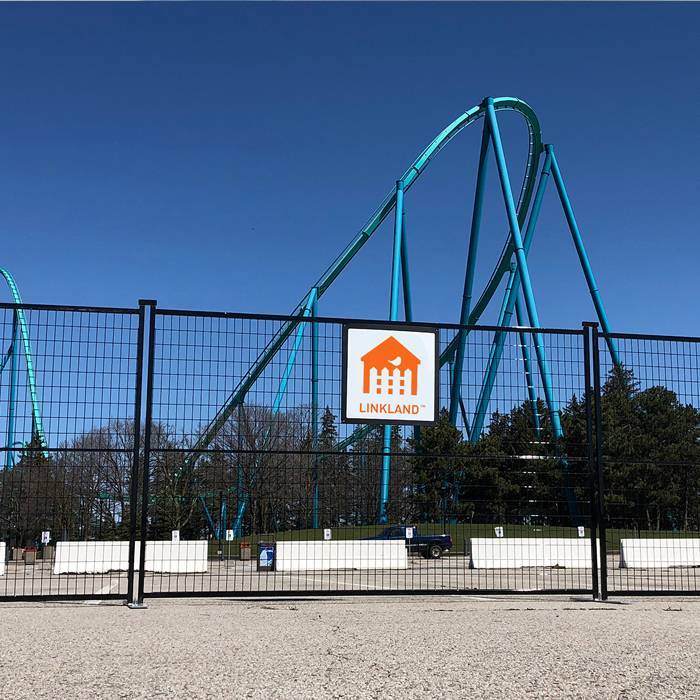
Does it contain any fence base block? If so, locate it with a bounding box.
[275,540,408,571]
[53,540,208,575]
[619,539,700,568]
[469,538,597,569]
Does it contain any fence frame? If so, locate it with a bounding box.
[135,306,596,601]
[1,300,698,602]
[0,301,142,602]
[595,326,700,597]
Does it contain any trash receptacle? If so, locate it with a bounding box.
[42,545,55,562]
[257,542,275,571]
[12,547,24,561]
[240,542,251,561]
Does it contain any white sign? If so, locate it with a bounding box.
[41,531,51,545]
[342,325,438,425]
[405,527,414,540]
[225,530,234,542]
[171,530,180,544]
[494,527,504,538]
[577,526,585,538]
[323,529,332,541]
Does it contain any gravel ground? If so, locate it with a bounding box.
[1,595,698,699]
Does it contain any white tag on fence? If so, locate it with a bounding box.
[494,527,504,538]
[171,530,180,543]
[577,526,585,538]
[225,529,234,542]
[323,528,332,541]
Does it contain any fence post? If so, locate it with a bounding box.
[129,300,157,609]
[582,322,599,600]
[591,323,609,600]
[126,302,147,605]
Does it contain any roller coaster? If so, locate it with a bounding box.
[2,96,619,535]
[0,269,46,469]
[188,96,620,533]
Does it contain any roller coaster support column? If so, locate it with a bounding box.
[400,212,422,451]
[199,495,217,537]
[400,216,413,323]
[379,179,405,524]
[515,294,541,435]
[484,98,563,439]
[6,311,19,470]
[311,289,320,529]
[470,148,553,440]
[450,118,490,425]
[548,145,620,365]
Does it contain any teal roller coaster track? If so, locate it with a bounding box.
[2,96,620,538]
[188,96,620,536]
[0,268,46,469]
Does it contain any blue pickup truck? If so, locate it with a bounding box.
[367,525,452,559]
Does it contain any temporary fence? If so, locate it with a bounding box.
[0,301,697,602]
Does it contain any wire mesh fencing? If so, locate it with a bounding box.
[139,310,596,598]
[596,328,700,594]
[2,301,697,602]
[0,303,142,600]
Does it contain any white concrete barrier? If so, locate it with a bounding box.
[0,543,5,576]
[53,540,208,574]
[469,538,595,569]
[146,541,208,573]
[275,540,408,572]
[619,539,700,568]
[53,541,130,574]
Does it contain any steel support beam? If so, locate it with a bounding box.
[450,118,491,424]
[379,180,405,524]
[470,148,553,440]
[548,145,620,365]
[515,294,541,435]
[484,99,563,441]
[471,156,551,438]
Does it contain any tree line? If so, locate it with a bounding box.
[1,366,698,546]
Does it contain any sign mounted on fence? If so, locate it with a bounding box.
[342,324,439,425]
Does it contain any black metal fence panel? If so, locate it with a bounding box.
[0,304,141,600]
[3,300,696,602]
[141,310,594,597]
[596,329,700,594]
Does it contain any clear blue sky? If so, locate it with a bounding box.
[0,2,698,334]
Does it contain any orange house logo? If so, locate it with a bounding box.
[360,336,420,396]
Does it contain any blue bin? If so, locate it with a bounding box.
[257,542,275,571]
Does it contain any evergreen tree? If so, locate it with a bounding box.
[410,409,468,522]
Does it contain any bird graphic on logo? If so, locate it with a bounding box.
[360,337,420,396]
